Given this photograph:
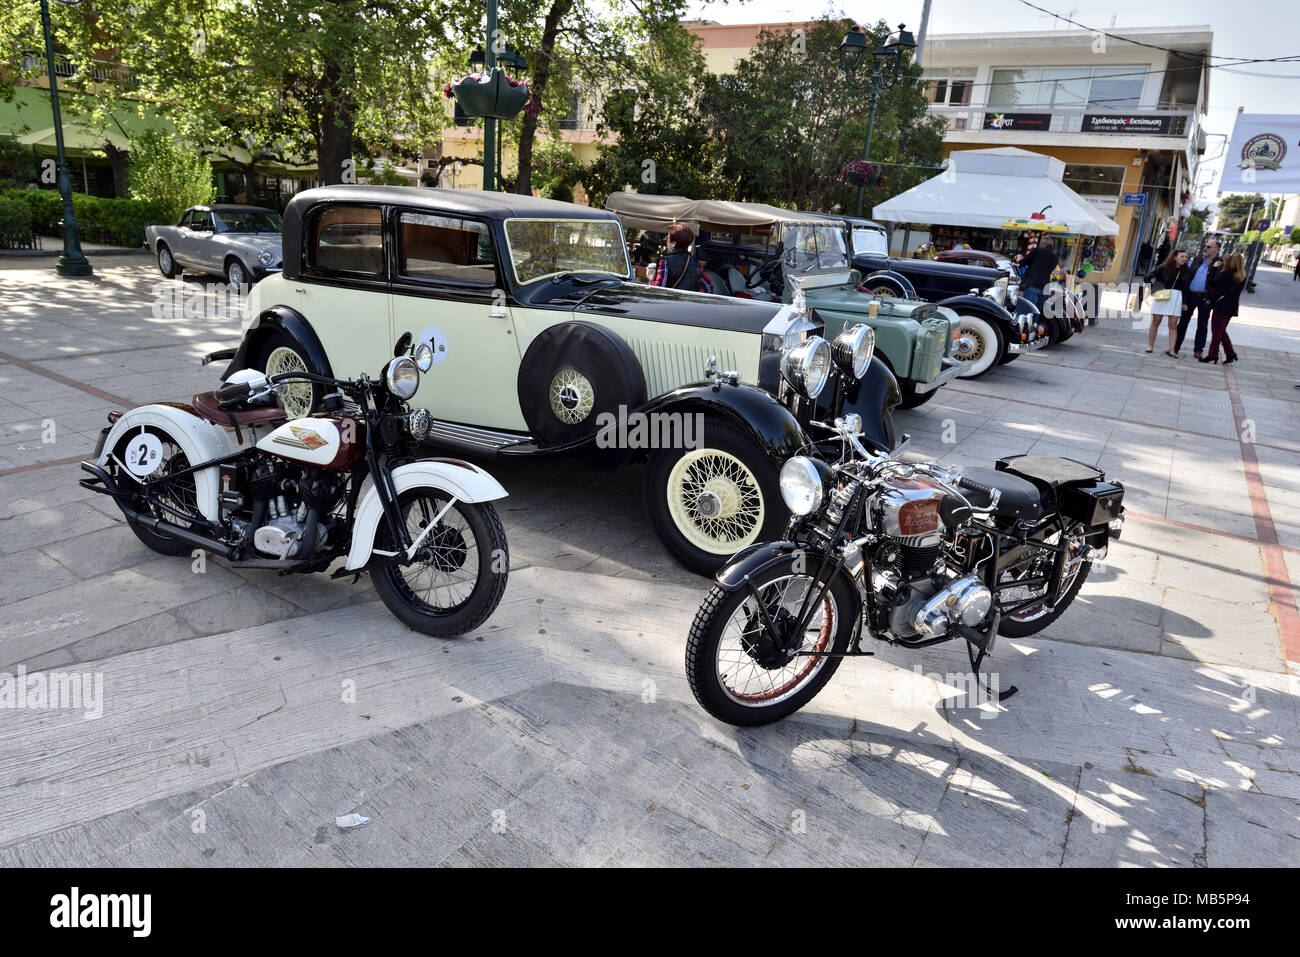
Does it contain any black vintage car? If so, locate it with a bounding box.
[826,214,1050,378]
[212,185,900,574]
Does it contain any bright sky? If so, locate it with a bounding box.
[688,0,1300,201]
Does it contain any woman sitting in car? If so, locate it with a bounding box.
[649,223,714,293]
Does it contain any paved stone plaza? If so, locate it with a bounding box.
[0,256,1297,866]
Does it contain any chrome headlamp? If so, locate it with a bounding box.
[779,456,828,516]
[384,356,419,400]
[413,342,434,372]
[832,323,875,379]
[258,249,275,266]
[780,336,832,399]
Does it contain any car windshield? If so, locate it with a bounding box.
[504,218,630,285]
[852,226,889,256]
[214,210,283,234]
[780,222,850,277]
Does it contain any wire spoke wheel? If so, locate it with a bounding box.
[715,574,837,707]
[110,427,201,555]
[666,448,765,554]
[999,531,1086,623]
[264,346,312,419]
[548,367,595,425]
[382,492,483,616]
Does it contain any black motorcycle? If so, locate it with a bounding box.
[81,334,510,637]
[685,416,1125,726]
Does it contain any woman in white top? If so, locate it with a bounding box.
[1146,249,1188,357]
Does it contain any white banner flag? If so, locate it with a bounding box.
[1217,113,1300,193]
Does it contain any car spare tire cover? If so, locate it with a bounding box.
[518,321,647,446]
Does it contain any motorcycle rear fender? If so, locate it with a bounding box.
[344,459,508,571]
[95,403,245,522]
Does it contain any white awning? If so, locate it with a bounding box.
[872,147,1119,236]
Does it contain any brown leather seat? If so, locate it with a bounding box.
[192,391,287,427]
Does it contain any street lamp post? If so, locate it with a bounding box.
[38,0,92,278]
[838,23,916,218]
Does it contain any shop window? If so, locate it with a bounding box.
[923,68,975,106]
[1087,67,1145,110]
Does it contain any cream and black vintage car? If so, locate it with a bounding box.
[212,185,902,574]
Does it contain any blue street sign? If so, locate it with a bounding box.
[1122,193,1147,207]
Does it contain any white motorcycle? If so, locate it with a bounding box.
[81,334,509,636]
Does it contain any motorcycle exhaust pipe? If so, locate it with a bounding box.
[82,462,240,560]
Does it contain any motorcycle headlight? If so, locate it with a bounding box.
[413,342,434,372]
[780,456,828,516]
[258,250,275,266]
[832,324,875,379]
[384,356,419,400]
[781,336,832,399]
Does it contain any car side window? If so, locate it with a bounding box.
[190,210,212,231]
[397,212,495,286]
[309,206,384,277]
[178,210,193,227]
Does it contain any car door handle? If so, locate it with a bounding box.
[489,306,507,319]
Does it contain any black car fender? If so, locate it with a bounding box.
[859,269,917,299]
[222,306,334,381]
[935,294,1018,335]
[638,382,811,464]
[813,356,899,453]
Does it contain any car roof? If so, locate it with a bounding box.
[285,185,620,223]
[192,204,277,213]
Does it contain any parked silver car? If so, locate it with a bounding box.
[145,205,284,286]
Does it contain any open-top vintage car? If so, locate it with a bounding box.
[212,185,901,574]
[824,213,1049,376]
[145,204,285,287]
[604,194,963,409]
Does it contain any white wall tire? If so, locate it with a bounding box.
[951,314,1004,379]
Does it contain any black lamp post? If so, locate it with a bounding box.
[838,23,916,217]
[469,43,527,192]
[38,0,92,277]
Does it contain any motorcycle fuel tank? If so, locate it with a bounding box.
[256,417,362,470]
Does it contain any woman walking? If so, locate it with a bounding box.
[1146,249,1188,356]
[1199,252,1247,365]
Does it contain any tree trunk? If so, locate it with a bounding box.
[515,0,574,196]
[316,56,355,186]
[104,143,129,198]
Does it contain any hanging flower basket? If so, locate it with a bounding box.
[445,68,531,121]
[840,160,884,187]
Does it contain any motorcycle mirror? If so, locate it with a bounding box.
[393,332,413,357]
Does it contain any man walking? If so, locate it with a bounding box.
[1175,237,1220,358]
[1014,237,1058,309]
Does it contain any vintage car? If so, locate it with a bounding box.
[211,185,900,575]
[605,194,963,409]
[145,204,284,286]
[934,247,1082,344]
[832,214,1050,377]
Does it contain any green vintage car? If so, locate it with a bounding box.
[605,194,962,408]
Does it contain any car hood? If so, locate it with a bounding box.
[225,234,283,258]
[856,252,1002,284]
[556,282,786,334]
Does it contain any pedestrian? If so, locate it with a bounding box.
[1175,238,1221,358]
[1014,237,1059,309]
[1199,251,1247,365]
[648,223,713,293]
[1145,248,1188,356]
[1292,252,1300,281]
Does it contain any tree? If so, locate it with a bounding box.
[127,129,214,222]
[2,1,455,186]
[582,27,727,206]
[1216,193,1265,233]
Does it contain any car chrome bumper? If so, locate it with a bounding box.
[913,359,962,394]
[1008,335,1049,354]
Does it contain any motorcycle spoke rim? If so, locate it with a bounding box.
[386,495,481,615]
[1000,534,1084,622]
[715,575,836,707]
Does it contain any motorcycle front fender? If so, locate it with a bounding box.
[344,459,508,571]
[715,539,860,596]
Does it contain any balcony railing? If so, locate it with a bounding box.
[19,52,134,86]
[928,104,1195,139]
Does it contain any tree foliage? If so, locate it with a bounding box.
[1215,193,1266,233]
[127,128,214,222]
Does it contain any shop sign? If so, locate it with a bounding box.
[1082,114,1172,135]
[983,112,1052,131]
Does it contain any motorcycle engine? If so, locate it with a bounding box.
[867,476,991,640]
[226,462,344,560]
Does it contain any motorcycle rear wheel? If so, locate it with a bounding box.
[686,561,855,726]
[996,530,1100,637]
[110,427,201,556]
[370,489,509,637]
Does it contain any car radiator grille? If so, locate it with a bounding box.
[626,339,741,399]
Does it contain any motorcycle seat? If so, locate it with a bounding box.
[959,466,1042,522]
[191,391,287,428]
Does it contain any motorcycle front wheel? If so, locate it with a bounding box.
[685,561,856,726]
[370,488,509,637]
